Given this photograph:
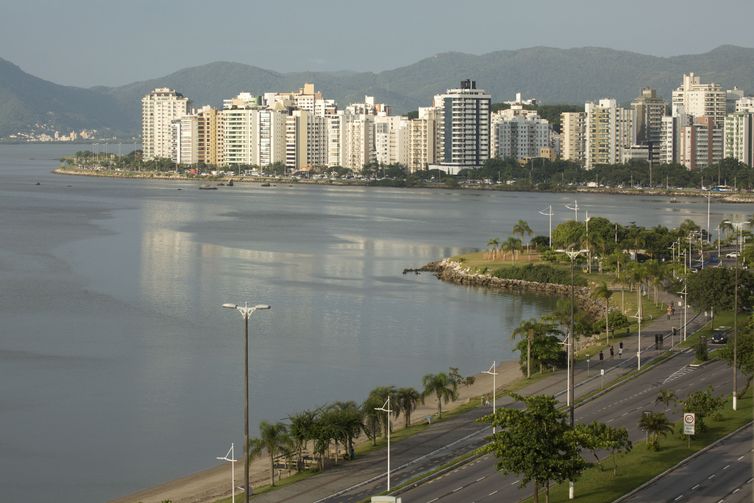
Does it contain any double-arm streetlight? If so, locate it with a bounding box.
[724,219,750,411]
[375,397,393,491]
[556,248,588,428]
[222,302,271,503]
[483,362,498,434]
[217,443,238,503]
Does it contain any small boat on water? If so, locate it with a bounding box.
[261,182,271,187]
[669,197,679,203]
[199,185,217,190]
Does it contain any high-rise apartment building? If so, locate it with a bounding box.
[196,105,221,166]
[631,87,666,162]
[172,114,198,165]
[432,80,491,173]
[285,110,327,171]
[678,116,723,170]
[408,107,436,172]
[560,112,586,164]
[264,83,337,117]
[671,73,726,125]
[374,115,410,166]
[142,88,189,161]
[491,110,551,161]
[221,93,259,167]
[340,113,375,171]
[584,99,634,168]
[724,112,754,167]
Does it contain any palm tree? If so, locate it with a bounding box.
[289,408,318,472]
[513,318,540,379]
[513,220,534,256]
[250,421,291,486]
[502,236,522,261]
[591,282,613,345]
[367,386,395,438]
[394,387,421,428]
[487,238,500,260]
[328,401,363,461]
[655,389,677,411]
[638,411,674,450]
[421,373,458,418]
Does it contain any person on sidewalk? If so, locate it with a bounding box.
[610,345,614,359]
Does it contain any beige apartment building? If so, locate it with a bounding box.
[584,99,634,168]
[142,88,189,161]
[671,73,726,126]
[560,112,586,164]
[408,107,436,172]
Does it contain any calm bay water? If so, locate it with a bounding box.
[1,144,752,502]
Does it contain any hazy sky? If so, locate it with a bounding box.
[2,0,753,88]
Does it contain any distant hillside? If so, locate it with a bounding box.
[0,58,127,137]
[1,45,754,137]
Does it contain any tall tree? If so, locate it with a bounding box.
[513,318,539,379]
[421,372,458,418]
[394,387,421,428]
[513,220,534,256]
[591,282,613,345]
[249,421,291,486]
[655,389,677,411]
[479,393,589,503]
[574,422,632,475]
[718,330,754,396]
[289,408,318,472]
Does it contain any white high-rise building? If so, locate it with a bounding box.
[432,80,491,174]
[374,115,410,166]
[584,99,634,168]
[671,73,726,125]
[340,113,375,171]
[221,93,259,167]
[172,114,199,165]
[724,112,754,167]
[264,83,337,117]
[560,112,586,164]
[326,112,343,167]
[491,110,551,161]
[736,97,754,113]
[257,107,288,168]
[142,88,189,161]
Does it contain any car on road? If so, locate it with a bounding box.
[711,326,730,344]
[725,251,739,258]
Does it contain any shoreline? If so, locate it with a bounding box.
[111,360,523,503]
[52,166,754,203]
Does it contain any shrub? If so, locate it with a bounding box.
[492,264,586,286]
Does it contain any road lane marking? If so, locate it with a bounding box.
[476,476,486,482]
[452,486,463,492]
[511,480,520,485]
[723,464,730,470]
[692,484,700,490]
[489,490,498,496]
[674,495,684,501]
[709,474,717,479]
[738,455,745,461]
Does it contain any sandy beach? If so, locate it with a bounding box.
[110,361,523,503]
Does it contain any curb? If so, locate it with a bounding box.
[611,421,754,503]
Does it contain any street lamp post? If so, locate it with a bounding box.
[704,191,712,244]
[725,220,750,411]
[375,397,393,491]
[483,362,498,434]
[217,443,238,503]
[677,282,687,342]
[565,200,579,222]
[632,308,642,371]
[222,302,271,503]
[539,205,554,248]
[556,248,588,426]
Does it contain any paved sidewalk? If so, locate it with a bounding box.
[251,291,712,502]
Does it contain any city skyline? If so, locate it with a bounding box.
[1,0,753,88]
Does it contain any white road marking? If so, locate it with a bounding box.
[709,474,717,479]
[692,484,700,490]
[489,490,498,496]
[723,464,730,470]
[427,498,439,503]
[738,455,745,461]
[674,495,684,501]
[511,480,520,485]
[476,476,486,482]
[452,486,463,492]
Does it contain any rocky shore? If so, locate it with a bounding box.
[421,258,605,318]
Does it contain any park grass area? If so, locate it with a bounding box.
[522,388,753,503]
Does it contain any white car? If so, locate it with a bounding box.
[725,251,739,258]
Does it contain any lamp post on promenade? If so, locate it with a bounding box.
[483,362,498,434]
[222,302,271,503]
[375,397,393,491]
[725,220,749,410]
[217,443,237,503]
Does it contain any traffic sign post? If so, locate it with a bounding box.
[683,413,695,447]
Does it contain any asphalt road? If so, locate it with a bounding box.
[622,423,752,503]
[397,352,736,503]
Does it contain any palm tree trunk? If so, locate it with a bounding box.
[270,452,275,486]
[527,335,532,379]
[605,304,610,346]
[534,480,539,503]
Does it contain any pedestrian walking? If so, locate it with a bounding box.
[618,346,623,358]
[610,345,614,358]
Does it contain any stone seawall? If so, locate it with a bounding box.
[422,258,604,318]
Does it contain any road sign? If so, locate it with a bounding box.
[683,413,695,435]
